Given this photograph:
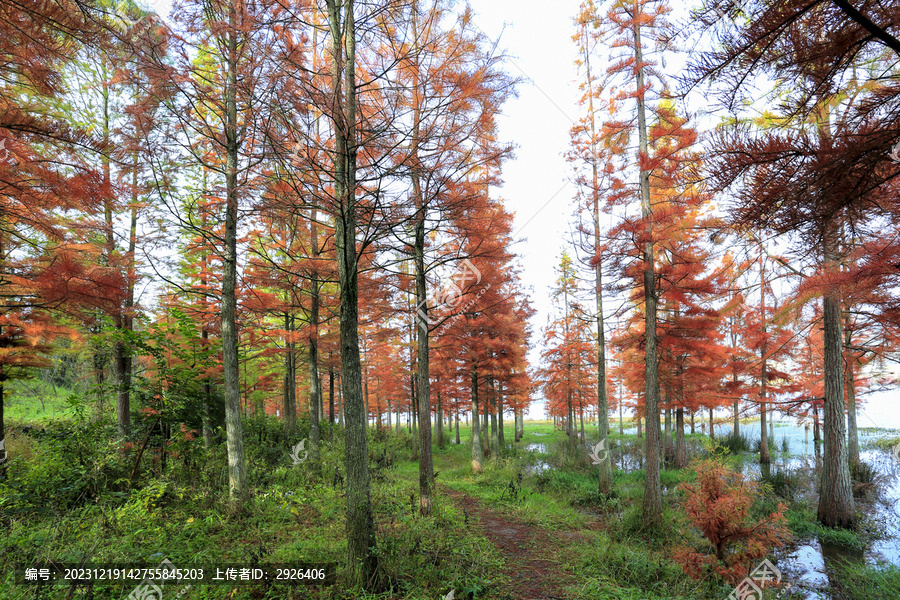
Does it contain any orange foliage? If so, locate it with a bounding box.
[674,459,791,585]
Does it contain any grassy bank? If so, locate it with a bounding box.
[2,410,899,599]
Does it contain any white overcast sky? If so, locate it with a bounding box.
[466,0,584,419]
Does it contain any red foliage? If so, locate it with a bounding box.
[674,459,791,585]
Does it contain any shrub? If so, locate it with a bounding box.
[720,430,752,454]
[850,460,879,499]
[759,468,797,502]
[673,458,792,585]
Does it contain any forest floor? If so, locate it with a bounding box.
[2,388,900,599]
[443,486,584,600]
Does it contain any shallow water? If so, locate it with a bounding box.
[730,423,900,599]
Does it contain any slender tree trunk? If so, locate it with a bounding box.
[471,365,483,472]
[481,385,488,454]
[759,246,771,464]
[818,221,855,528]
[844,315,859,465]
[675,407,686,469]
[497,383,505,447]
[582,21,612,494]
[408,4,434,514]
[329,364,335,428]
[435,385,443,448]
[327,0,378,585]
[814,403,820,444]
[283,313,297,436]
[732,397,740,437]
[222,3,247,507]
[455,410,460,445]
[309,207,322,460]
[664,405,672,461]
[489,378,499,457]
[633,6,661,526]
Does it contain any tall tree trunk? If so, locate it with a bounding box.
[818,221,855,528]
[497,383,505,447]
[664,405,672,461]
[759,246,770,465]
[455,410,461,445]
[329,363,335,432]
[675,407,686,469]
[481,383,489,455]
[327,0,378,585]
[844,314,859,465]
[284,313,297,435]
[309,204,322,460]
[408,3,434,515]
[222,2,247,507]
[489,377,499,457]
[435,384,443,449]
[582,20,612,494]
[471,365,483,472]
[634,6,661,526]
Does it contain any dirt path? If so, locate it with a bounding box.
[443,487,584,600]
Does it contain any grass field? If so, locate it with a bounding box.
[2,400,899,599]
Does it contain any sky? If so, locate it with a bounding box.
[466,0,585,419]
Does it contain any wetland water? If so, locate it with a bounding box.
[522,420,900,598]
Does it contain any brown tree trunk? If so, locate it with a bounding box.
[844,315,859,465]
[222,1,247,507]
[633,5,661,526]
[759,246,770,465]
[818,221,855,528]
[675,407,686,469]
[471,365,483,472]
[284,313,297,436]
[327,0,378,585]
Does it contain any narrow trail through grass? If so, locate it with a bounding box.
[442,485,582,600]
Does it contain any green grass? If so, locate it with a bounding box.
[2,409,898,600]
[4,380,78,421]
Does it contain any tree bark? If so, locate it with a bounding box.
[327,0,378,585]
[284,313,297,436]
[222,0,247,507]
[818,221,855,528]
[844,314,859,465]
[634,5,662,526]
[582,19,612,494]
[759,247,770,465]
[675,407,686,469]
[471,364,483,472]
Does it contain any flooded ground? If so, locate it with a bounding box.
[523,421,900,598]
